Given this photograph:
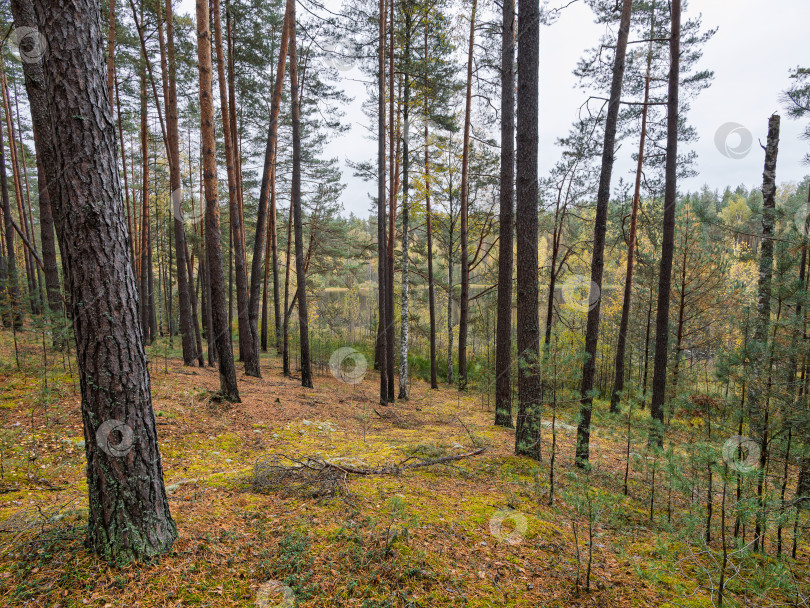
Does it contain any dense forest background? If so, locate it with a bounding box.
[0,0,808,606]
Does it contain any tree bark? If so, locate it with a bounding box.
[376,0,389,404]
[386,0,396,403]
[289,5,312,388]
[514,0,541,459]
[161,0,198,366]
[424,21,437,390]
[0,99,20,327]
[495,0,515,427]
[610,7,654,413]
[398,7,412,400]
[196,0,240,401]
[212,0,259,376]
[249,0,293,362]
[32,0,177,560]
[457,0,477,391]
[575,0,633,468]
[649,0,681,447]
[139,50,151,345]
[9,0,61,317]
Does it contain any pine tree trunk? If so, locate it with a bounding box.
[649,0,682,447]
[398,9,412,400]
[424,22,437,390]
[575,0,633,468]
[139,54,151,345]
[377,0,389,404]
[212,0,259,376]
[162,0,198,366]
[9,0,61,317]
[196,0,240,401]
[250,0,293,360]
[495,0,515,427]
[31,0,177,560]
[514,0,542,460]
[610,10,654,413]
[289,7,312,389]
[457,0,477,391]
[0,102,20,327]
[386,0,396,403]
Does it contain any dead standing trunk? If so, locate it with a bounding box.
[751,114,780,552]
[32,0,176,560]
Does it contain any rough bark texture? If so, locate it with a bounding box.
[289,6,313,389]
[196,0,240,401]
[747,114,780,440]
[424,25,437,390]
[386,0,396,403]
[649,0,682,446]
[10,0,63,318]
[0,96,20,326]
[249,0,292,361]
[514,0,541,460]
[495,0,515,428]
[610,7,654,414]
[457,0,477,391]
[163,0,197,366]
[377,0,389,404]
[212,0,259,376]
[32,0,176,561]
[398,9,412,400]
[139,55,150,345]
[576,0,633,467]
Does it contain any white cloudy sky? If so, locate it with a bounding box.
[180,0,810,217]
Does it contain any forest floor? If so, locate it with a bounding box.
[0,330,808,607]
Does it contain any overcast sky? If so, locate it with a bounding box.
[180,0,810,216]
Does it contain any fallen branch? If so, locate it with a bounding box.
[252,448,487,498]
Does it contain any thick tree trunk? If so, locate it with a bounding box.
[649,0,682,447]
[249,0,293,361]
[457,0,477,391]
[289,7,312,389]
[377,0,389,404]
[514,0,541,460]
[495,0,515,427]
[196,0,240,401]
[575,0,633,468]
[610,12,654,413]
[212,0,259,376]
[32,0,176,560]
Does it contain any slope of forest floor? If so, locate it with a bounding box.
[0,331,807,607]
